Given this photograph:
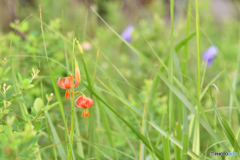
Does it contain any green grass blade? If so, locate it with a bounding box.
[104,104,138,158]
[98,100,118,160]
[162,133,171,160]
[174,122,181,160]
[91,50,99,87]
[193,0,201,156]
[181,0,192,135]
[139,76,153,160]
[209,85,239,152]
[83,83,164,160]
[168,0,175,132]
[182,133,189,160]
[150,121,199,159]
[74,110,85,159]
[45,111,67,160]
[229,25,240,125]
[175,32,195,53]
[70,38,76,159]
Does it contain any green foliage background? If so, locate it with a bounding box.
[0,0,239,159]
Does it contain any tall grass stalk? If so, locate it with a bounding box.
[182,0,191,134]
[39,5,69,159]
[75,40,95,159]
[168,0,175,133]
[229,19,240,126]
[139,73,153,160]
[70,38,76,158]
[193,0,200,155]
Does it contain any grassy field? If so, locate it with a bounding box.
[0,0,240,159]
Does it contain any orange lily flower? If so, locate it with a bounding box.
[75,96,93,117]
[57,75,79,98]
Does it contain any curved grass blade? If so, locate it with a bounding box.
[83,83,164,160]
[175,32,195,53]
[162,133,171,160]
[97,100,118,160]
[45,111,67,160]
[209,85,239,152]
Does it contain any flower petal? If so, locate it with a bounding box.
[64,77,70,88]
[74,77,79,88]
[75,96,83,108]
[65,90,68,99]
[202,45,218,63]
[121,25,134,42]
[85,97,93,107]
[58,78,66,89]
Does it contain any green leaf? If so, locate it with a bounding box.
[35,118,44,122]
[3,67,11,75]
[3,109,10,114]
[0,120,7,125]
[0,67,3,76]
[18,73,23,83]
[34,122,42,131]
[44,102,59,112]
[22,79,30,89]
[15,98,26,103]
[1,77,9,81]
[11,93,23,99]
[0,95,4,101]
[6,92,14,99]
[31,107,37,117]
[25,84,34,89]
[23,113,32,121]
[20,21,29,32]
[13,118,19,126]
[34,98,44,113]
[18,123,25,130]
[26,137,39,149]
[175,32,196,52]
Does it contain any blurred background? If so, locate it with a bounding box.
[0,0,239,106]
[0,0,238,32]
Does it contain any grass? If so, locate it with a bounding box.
[0,0,240,160]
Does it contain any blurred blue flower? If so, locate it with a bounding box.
[121,25,134,42]
[202,45,218,67]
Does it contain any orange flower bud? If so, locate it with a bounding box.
[75,60,81,82]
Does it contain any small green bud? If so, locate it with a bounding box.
[76,40,83,55]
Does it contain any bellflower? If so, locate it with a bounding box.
[121,25,134,42]
[202,45,218,67]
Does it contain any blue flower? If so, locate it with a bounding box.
[202,45,218,67]
[121,25,134,42]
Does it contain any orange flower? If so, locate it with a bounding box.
[57,75,78,98]
[75,96,93,117]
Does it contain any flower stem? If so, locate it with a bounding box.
[70,37,76,158]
